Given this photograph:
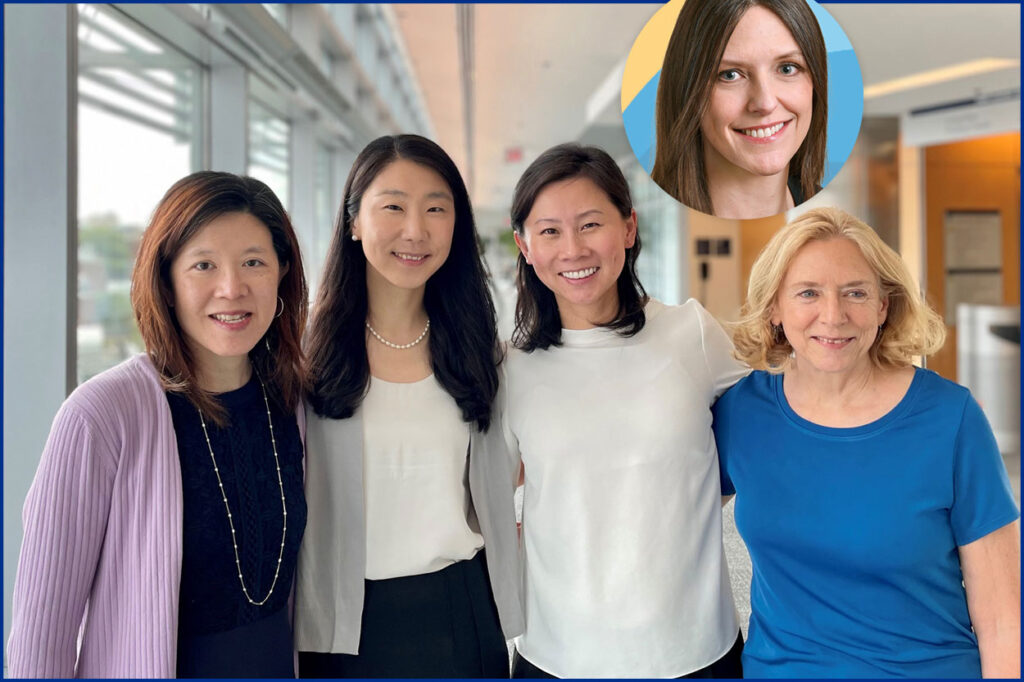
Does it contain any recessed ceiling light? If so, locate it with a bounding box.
[864,58,1018,99]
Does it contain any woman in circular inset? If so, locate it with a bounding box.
[713,207,1020,677]
[295,134,521,677]
[7,172,309,678]
[503,143,746,678]
[652,0,828,219]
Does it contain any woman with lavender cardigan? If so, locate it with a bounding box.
[7,172,309,678]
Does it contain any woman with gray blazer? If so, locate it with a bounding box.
[294,134,522,678]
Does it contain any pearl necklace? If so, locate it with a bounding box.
[196,371,287,607]
[365,318,430,349]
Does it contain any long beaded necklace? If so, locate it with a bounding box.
[365,318,430,349]
[196,370,287,607]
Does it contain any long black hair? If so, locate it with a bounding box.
[510,143,648,352]
[306,134,499,431]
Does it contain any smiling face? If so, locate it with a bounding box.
[352,158,456,296]
[700,5,813,183]
[773,238,888,379]
[170,211,283,382]
[514,175,637,330]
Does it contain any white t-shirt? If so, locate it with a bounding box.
[363,375,483,580]
[502,299,748,677]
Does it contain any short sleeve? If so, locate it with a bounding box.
[950,394,1020,546]
[694,301,751,400]
[711,393,737,496]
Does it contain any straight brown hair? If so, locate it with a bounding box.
[651,0,827,213]
[131,171,308,425]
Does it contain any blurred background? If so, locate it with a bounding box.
[5,3,1020,666]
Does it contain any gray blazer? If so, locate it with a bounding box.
[293,404,524,654]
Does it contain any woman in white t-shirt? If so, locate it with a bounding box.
[294,134,522,677]
[502,143,746,678]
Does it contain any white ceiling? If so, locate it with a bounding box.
[395,3,1020,222]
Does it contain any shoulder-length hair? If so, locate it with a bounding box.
[510,143,648,352]
[306,134,499,432]
[734,207,946,371]
[651,0,828,214]
[131,171,308,425]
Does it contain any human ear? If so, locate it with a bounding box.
[624,209,638,248]
[513,231,532,265]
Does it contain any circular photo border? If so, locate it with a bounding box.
[621,0,863,209]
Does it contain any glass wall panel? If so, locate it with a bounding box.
[247,98,291,211]
[310,144,335,298]
[77,4,202,383]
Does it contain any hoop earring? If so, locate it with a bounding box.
[275,296,284,319]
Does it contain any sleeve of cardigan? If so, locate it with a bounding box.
[7,401,117,678]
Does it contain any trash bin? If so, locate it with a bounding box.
[957,304,1020,455]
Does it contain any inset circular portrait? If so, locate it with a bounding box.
[622,0,862,220]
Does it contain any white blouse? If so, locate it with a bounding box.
[362,374,483,580]
[502,299,748,677]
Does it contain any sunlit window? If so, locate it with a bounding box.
[77,4,202,383]
[262,3,288,27]
[309,143,335,298]
[248,98,290,211]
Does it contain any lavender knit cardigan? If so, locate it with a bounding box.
[6,353,305,678]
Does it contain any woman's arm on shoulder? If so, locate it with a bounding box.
[691,300,750,399]
[6,402,118,678]
[959,520,1020,678]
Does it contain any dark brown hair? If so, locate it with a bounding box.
[305,134,499,431]
[651,0,828,213]
[510,143,648,351]
[131,171,308,425]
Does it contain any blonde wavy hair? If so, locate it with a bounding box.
[733,207,946,371]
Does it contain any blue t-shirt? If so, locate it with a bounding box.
[712,368,1019,678]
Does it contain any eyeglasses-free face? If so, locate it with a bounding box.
[170,211,285,384]
[700,6,813,186]
[353,158,456,297]
[515,175,636,330]
[772,237,888,380]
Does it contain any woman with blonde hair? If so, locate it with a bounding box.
[713,207,1020,677]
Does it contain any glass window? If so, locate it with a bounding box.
[627,162,682,304]
[309,144,335,299]
[77,4,202,383]
[248,98,291,211]
[262,4,288,27]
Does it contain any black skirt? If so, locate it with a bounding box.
[299,550,508,678]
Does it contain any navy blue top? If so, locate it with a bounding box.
[167,373,306,678]
[713,368,1019,678]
